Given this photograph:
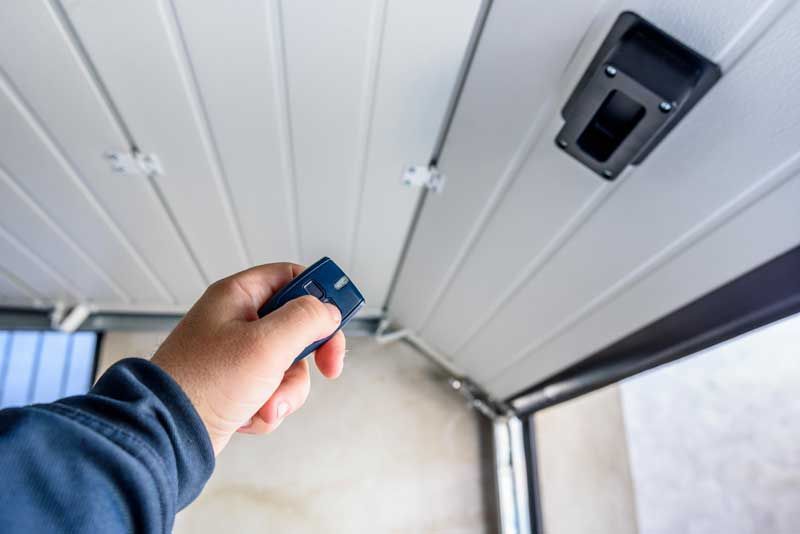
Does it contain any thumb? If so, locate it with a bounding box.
[253,295,341,370]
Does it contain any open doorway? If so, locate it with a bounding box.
[531,311,800,534]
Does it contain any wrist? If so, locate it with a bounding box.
[150,354,228,455]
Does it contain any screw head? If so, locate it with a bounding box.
[604,65,617,77]
[449,378,463,391]
[557,138,568,149]
[659,101,673,113]
[602,169,614,178]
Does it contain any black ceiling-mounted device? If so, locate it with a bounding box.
[556,12,721,180]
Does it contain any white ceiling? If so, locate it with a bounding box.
[2,1,799,400]
[390,0,800,398]
[0,0,481,315]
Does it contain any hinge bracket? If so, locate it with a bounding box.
[50,302,92,333]
[402,164,446,193]
[105,150,163,178]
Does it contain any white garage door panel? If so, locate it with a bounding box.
[0,169,121,302]
[0,271,35,306]
[0,1,205,305]
[169,0,481,307]
[461,1,800,385]
[0,225,76,303]
[0,269,36,306]
[63,0,249,282]
[281,0,375,270]
[171,0,297,266]
[390,0,607,333]
[421,118,603,355]
[0,82,168,302]
[404,0,775,358]
[348,0,482,306]
[487,172,800,397]
[385,0,797,392]
[0,1,479,313]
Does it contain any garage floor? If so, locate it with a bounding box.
[621,311,800,534]
[98,333,495,534]
[534,311,800,534]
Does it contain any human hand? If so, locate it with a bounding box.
[151,263,345,455]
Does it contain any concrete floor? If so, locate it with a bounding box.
[98,333,494,534]
[621,312,800,534]
[532,312,800,534]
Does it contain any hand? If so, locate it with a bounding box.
[151,263,345,455]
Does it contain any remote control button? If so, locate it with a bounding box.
[334,275,349,290]
[303,280,324,299]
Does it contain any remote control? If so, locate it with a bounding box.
[257,257,365,362]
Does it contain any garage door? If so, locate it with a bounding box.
[388,0,800,399]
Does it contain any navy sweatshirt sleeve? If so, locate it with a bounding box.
[0,358,215,533]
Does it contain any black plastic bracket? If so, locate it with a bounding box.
[556,12,721,180]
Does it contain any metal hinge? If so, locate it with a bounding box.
[448,376,511,419]
[50,302,92,333]
[402,164,446,193]
[105,150,163,178]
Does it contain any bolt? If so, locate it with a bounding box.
[602,169,614,178]
[449,378,463,391]
[604,65,617,78]
[557,138,568,149]
[659,101,673,113]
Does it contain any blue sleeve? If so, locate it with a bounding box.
[0,358,215,533]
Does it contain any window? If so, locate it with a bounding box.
[0,331,98,409]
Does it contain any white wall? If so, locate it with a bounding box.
[535,385,639,534]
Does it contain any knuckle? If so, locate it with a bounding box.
[208,277,235,296]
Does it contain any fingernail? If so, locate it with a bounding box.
[277,402,289,419]
[324,303,341,323]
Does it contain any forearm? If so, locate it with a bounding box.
[0,358,214,533]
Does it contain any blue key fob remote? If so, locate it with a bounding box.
[257,257,365,362]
